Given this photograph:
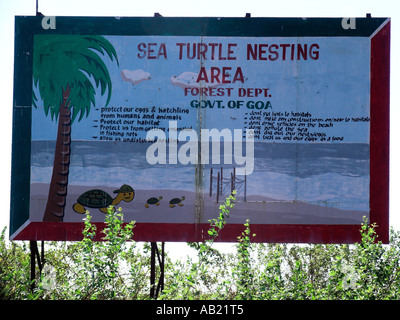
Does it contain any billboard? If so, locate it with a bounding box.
[10,16,390,243]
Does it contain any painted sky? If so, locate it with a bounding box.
[31,35,370,143]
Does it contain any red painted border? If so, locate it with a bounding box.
[369,20,390,243]
[12,20,390,244]
[13,222,364,244]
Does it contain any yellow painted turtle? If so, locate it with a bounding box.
[169,196,185,208]
[73,184,135,214]
[145,196,163,208]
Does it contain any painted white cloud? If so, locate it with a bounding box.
[121,69,151,85]
[170,71,225,89]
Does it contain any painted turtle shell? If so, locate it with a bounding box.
[77,189,113,208]
[147,196,162,204]
[169,196,185,205]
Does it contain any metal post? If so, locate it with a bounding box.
[150,242,165,299]
[30,241,36,291]
[244,171,247,202]
[156,242,165,297]
[30,240,45,291]
[210,168,213,197]
[220,167,223,196]
[216,172,220,203]
[41,241,45,264]
[150,242,156,298]
[233,167,236,193]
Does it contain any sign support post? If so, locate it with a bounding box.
[150,242,165,299]
[29,240,45,291]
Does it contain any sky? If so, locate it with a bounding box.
[0,0,398,253]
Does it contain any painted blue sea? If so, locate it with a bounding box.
[30,140,369,214]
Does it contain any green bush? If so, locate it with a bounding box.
[1,198,400,300]
[0,228,32,299]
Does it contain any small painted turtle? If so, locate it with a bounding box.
[145,196,163,208]
[169,196,185,208]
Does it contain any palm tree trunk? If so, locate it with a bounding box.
[43,86,72,222]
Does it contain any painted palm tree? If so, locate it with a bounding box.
[33,35,119,222]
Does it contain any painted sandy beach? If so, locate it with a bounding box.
[30,183,367,225]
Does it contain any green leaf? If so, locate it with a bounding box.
[33,35,118,123]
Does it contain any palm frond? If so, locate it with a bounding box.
[83,36,119,65]
[33,35,118,123]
